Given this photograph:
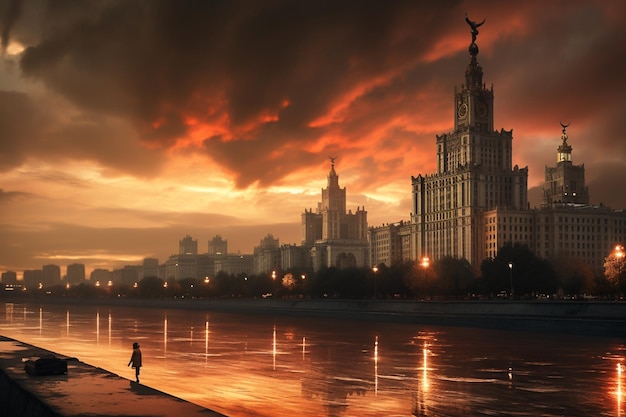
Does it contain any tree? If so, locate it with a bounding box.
[603,244,626,296]
[550,254,594,297]
[480,243,557,298]
[138,276,164,298]
[433,257,475,298]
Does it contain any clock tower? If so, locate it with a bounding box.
[411,16,529,267]
[454,32,494,133]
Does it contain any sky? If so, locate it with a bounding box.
[1,0,625,278]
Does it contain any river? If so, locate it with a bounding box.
[0,301,624,416]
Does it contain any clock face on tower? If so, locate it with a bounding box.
[476,101,488,117]
[458,103,468,118]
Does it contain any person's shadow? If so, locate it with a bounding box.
[129,380,159,396]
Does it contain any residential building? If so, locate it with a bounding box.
[66,263,86,285]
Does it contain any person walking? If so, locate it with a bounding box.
[128,342,142,383]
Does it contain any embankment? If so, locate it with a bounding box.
[0,335,227,417]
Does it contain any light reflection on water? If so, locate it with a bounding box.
[0,301,625,417]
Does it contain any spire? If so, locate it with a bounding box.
[464,13,485,90]
[557,122,572,163]
[328,156,339,188]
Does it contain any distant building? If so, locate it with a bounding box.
[303,159,369,271]
[482,126,626,272]
[280,244,311,271]
[208,235,228,255]
[42,264,61,287]
[253,234,281,274]
[369,221,412,267]
[165,254,197,280]
[215,254,253,276]
[1,271,17,285]
[179,235,198,255]
[66,263,86,285]
[23,269,42,289]
[142,258,159,279]
[90,268,112,285]
[541,124,589,207]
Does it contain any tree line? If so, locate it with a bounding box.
[5,244,625,301]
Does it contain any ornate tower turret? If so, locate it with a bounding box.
[542,122,589,207]
[454,14,494,134]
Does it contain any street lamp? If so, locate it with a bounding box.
[508,262,514,298]
[615,245,625,292]
[372,266,379,299]
[272,270,276,298]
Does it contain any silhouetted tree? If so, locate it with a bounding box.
[433,257,475,298]
[550,254,594,296]
[480,243,557,298]
[138,276,164,298]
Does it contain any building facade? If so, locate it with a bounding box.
[179,234,198,255]
[411,22,528,267]
[66,263,86,285]
[208,235,228,255]
[303,159,369,271]
[483,126,626,272]
[542,124,589,207]
[366,18,626,275]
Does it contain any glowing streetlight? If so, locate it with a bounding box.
[272,270,277,297]
[508,262,514,298]
[373,266,379,299]
[420,257,430,268]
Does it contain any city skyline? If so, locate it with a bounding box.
[1,1,625,276]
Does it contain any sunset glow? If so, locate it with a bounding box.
[1,1,625,276]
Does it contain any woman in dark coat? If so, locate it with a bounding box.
[128,342,142,383]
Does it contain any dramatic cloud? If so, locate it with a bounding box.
[1,0,625,275]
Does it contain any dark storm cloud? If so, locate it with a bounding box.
[0,90,47,171]
[0,0,22,51]
[8,0,626,197]
[17,0,461,184]
[0,188,27,201]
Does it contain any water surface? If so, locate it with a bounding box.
[0,301,624,417]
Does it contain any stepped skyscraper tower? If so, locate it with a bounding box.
[411,16,528,266]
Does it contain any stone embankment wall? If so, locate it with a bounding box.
[0,368,58,417]
[0,336,226,417]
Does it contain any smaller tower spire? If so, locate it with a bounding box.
[328,156,339,187]
[557,122,572,163]
[464,13,486,89]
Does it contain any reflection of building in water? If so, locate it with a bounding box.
[301,374,367,417]
[299,333,377,417]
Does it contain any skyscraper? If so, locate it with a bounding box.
[542,123,589,207]
[303,158,369,271]
[411,16,528,267]
[179,235,198,255]
[66,263,86,285]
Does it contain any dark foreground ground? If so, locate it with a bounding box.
[0,335,227,417]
